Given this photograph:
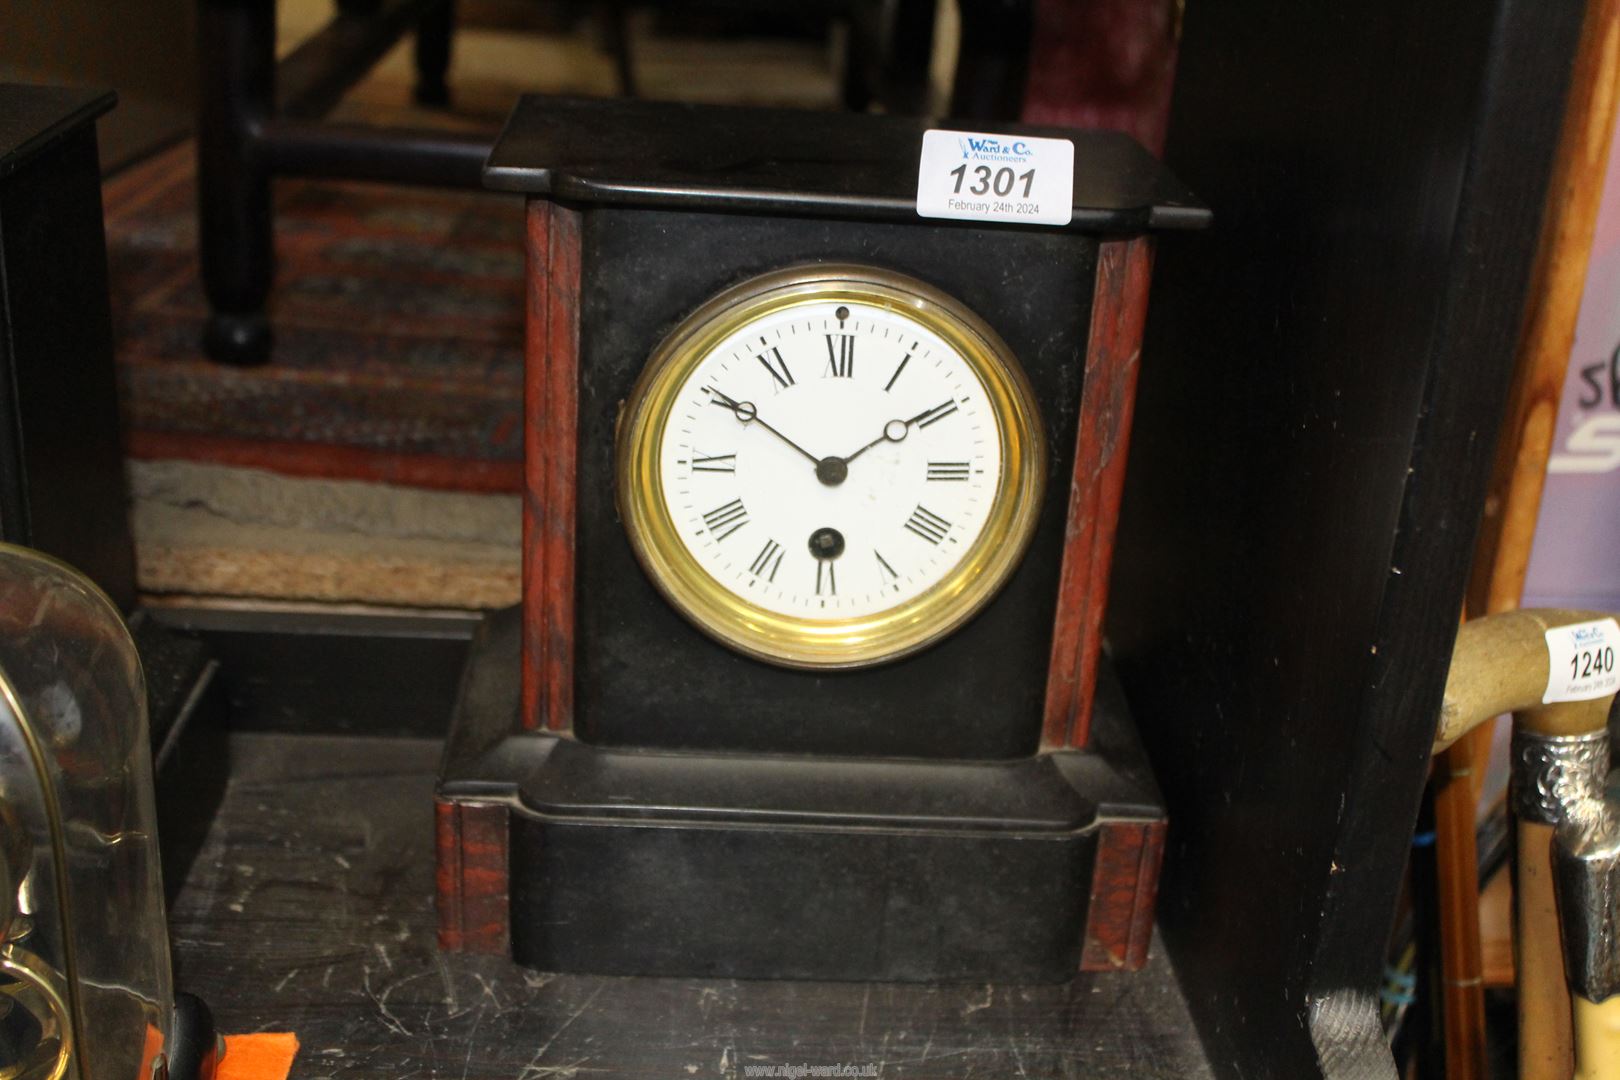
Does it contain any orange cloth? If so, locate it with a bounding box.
[142,1025,166,1078]
[216,1033,300,1080]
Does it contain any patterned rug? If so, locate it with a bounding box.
[105,143,526,493]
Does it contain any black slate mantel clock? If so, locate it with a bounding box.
[436,96,1207,982]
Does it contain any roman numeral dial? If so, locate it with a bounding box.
[824,333,855,378]
[662,300,1006,616]
[904,505,952,545]
[700,498,749,540]
[749,539,784,581]
[691,451,736,473]
[624,267,1044,668]
[755,343,794,390]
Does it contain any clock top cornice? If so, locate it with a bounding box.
[485,94,1210,235]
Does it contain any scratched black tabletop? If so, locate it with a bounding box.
[168,733,1214,1078]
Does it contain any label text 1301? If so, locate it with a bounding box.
[949,164,1035,199]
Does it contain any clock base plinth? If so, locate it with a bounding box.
[436,608,1166,982]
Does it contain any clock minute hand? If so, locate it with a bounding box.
[706,388,821,467]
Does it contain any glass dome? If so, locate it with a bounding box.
[0,545,207,1080]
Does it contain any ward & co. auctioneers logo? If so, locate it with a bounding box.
[956,135,1036,164]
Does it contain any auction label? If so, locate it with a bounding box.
[1543,617,1620,703]
[916,129,1074,227]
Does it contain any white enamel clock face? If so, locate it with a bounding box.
[660,301,1001,619]
[617,265,1045,669]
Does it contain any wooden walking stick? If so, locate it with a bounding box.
[1442,3,1620,1077]
[1434,609,1620,1080]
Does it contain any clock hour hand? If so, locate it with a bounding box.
[705,387,822,468]
[840,404,941,467]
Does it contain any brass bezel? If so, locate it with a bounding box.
[616,263,1046,669]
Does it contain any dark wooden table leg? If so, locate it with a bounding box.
[949,0,1034,122]
[842,0,938,116]
[198,0,276,367]
[840,2,880,113]
[414,0,455,106]
[603,2,636,99]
